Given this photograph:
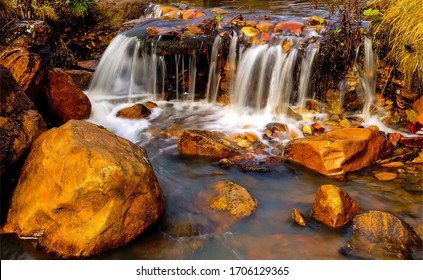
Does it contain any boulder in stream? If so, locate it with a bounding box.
[346,210,422,259]
[178,129,241,158]
[3,120,165,257]
[284,128,392,176]
[116,103,151,119]
[312,184,360,228]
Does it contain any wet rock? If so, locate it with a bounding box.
[292,208,306,226]
[182,9,205,20]
[222,154,273,172]
[116,103,151,119]
[374,172,397,181]
[312,184,360,228]
[399,135,423,147]
[166,125,184,138]
[346,210,422,259]
[241,27,259,37]
[44,68,91,122]
[257,21,274,32]
[64,69,93,91]
[0,65,46,175]
[144,101,158,109]
[406,122,423,135]
[208,180,258,218]
[211,8,231,15]
[284,128,392,176]
[3,120,165,258]
[274,21,304,34]
[76,60,99,72]
[381,161,404,168]
[178,129,241,158]
[0,47,44,100]
[308,16,327,26]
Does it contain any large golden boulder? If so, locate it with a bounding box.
[0,65,46,175]
[3,120,165,257]
[312,184,360,228]
[284,128,392,175]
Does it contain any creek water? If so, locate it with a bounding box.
[1,1,422,260]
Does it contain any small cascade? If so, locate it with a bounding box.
[205,36,222,103]
[339,36,377,116]
[297,42,319,109]
[88,34,167,102]
[360,36,377,117]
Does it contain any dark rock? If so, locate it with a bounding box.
[0,65,46,175]
[347,210,422,259]
[64,69,93,91]
[76,60,99,71]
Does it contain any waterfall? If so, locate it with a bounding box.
[360,36,377,118]
[205,36,222,103]
[87,34,166,102]
[297,42,319,109]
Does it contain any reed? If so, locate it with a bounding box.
[369,0,423,90]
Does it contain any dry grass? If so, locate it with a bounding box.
[0,0,18,25]
[370,0,423,90]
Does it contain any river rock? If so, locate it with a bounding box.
[3,120,165,257]
[412,96,423,115]
[178,129,241,158]
[347,210,422,259]
[116,103,151,119]
[64,69,93,90]
[0,47,44,100]
[208,180,258,218]
[0,65,46,175]
[292,208,307,226]
[312,184,360,228]
[284,128,392,176]
[43,68,91,122]
[76,60,99,72]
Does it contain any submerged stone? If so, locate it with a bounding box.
[346,210,422,259]
[374,172,397,181]
[284,128,392,176]
[312,184,360,228]
[4,120,165,257]
[178,129,241,158]
[208,180,258,218]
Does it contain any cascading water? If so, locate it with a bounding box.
[297,42,319,109]
[360,36,377,118]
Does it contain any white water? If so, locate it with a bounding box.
[297,42,319,109]
[360,36,377,118]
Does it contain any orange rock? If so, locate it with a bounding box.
[185,25,204,35]
[274,21,304,34]
[412,96,423,114]
[182,9,205,20]
[0,47,44,100]
[0,65,46,175]
[348,210,422,259]
[208,180,258,218]
[284,128,393,176]
[64,69,93,90]
[3,120,165,257]
[292,208,306,226]
[418,113,423,125]
[312,184,360,228]
[282,41,291,52]
[144,101,158,109]
[374,172,397,181]
[44,68,91,122]
[178,129,241,158]
[116,104,151,119]
[256,21,274,32]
